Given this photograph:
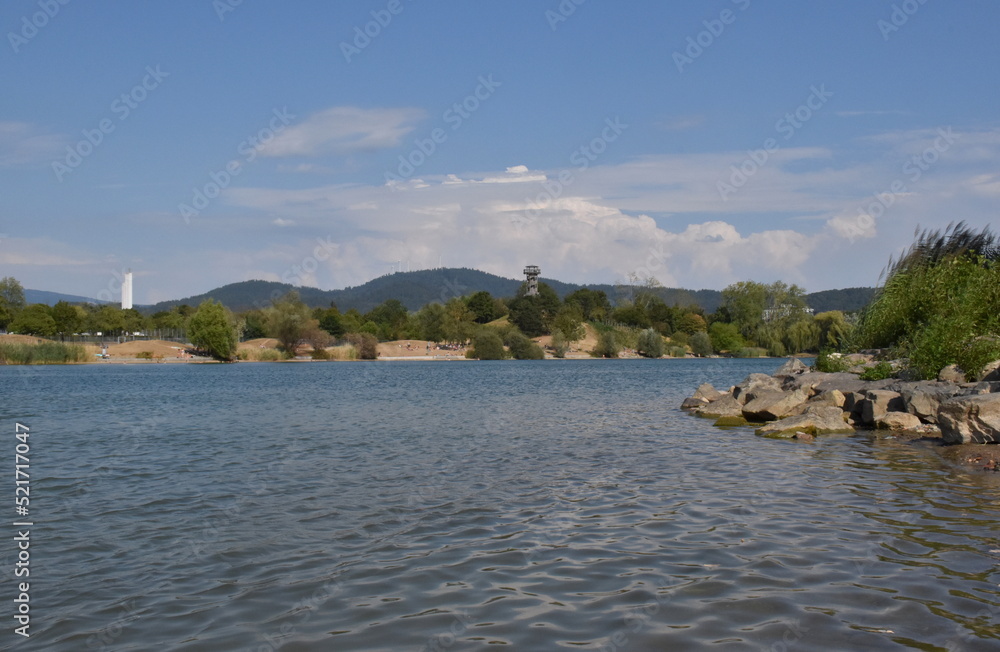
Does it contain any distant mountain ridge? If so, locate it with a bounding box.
[25,289,105,306]
[137,268,875,315]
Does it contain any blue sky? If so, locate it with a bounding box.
[1,0,999,304]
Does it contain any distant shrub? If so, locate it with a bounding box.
[550,329,570,358]
[345,333,379,360]
[311,347,330,360]
[859,361,894,381]
[690,332,713,357]
[668,345,687,358]
[506,332,544,360]
[136,351,154,360]
[636,328,664,358]
[237,347,284,361]
[591,331,621,358]
[468,330,507,360]
[734,347,767,359]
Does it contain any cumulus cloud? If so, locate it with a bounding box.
[256,106,425,157]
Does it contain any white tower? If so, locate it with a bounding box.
[121,270,133,310]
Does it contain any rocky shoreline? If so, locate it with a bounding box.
[682,358,1000,471]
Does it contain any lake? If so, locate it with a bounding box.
[2,359,998,650]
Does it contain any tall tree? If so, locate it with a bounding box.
[266,292,314,355]
[188,300,239,361]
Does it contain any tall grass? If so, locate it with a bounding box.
[0,341,88,364]
[854,222,1000,379]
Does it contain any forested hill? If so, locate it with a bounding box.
[142,268,874,315]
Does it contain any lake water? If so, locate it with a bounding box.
[2,359,999,651]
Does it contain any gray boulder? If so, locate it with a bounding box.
[900,382,964,424]
[875,412,924,431]
[755,406,854,438]
[859,390,905,426]
[938,394,1000,444]
[790,372,867,396]
[773,358,809,377]
[681,382,726,409]
[733,374,782,404]
[695,394,745,419]
[981,360,1000,382]
[742,389,810,422]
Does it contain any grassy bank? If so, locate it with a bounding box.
[0,341,88,364]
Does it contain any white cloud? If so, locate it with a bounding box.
[255,106,425,157]
[0,122,67,167]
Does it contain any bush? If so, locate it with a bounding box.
[667,345,687,358]
[468,330,507,360]
[859,361,894,381]
[592,331,621,358]
[550,329,570,358]
[636,328,665,358]
[237,347,284,361]
[815,351,850,372]
[188,300,239,361]
[690,332,713,357]
[311,347,330,360]
[345,333,379,360]
[506,332,544,360]
[136,351,154,360]
[734,347,767,358]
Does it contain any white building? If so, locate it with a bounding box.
[122,270,133,310]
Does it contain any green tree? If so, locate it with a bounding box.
[188,300,239,361]
[466,291,502,324]
[814,311,852,350]
[708,322,744,353]
[677,312,707,334]
[8,304,56,336]
[612,303,651,329]
[690,331,714,357]
[415,303,447,342]
[365,299,409,340]
[266,292,313,355]
[317,307,345,339]
[550,329,570,358]
[508,282,560,337]
[551,303,585,342]
[51,301,84,335]
[90,305,126,336]
[636,328,665,358]
[0,277,26,329]
[784,318,820,354]
[468,330,507,360]
[564,288,610,320]
[505,332,545,360]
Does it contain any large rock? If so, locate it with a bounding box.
[979,360,1000,382]
[742,389,810,422]
[695,394,745,419]
[938,364,966,383]
[681,382,725,409]
[899,382,964,424]
[773,358,808,378]
[755,406,854,438]
[733,374,782,405]
[859,390,905,426]
[875,412,924,431]
[789,372,867,396]
[938,394,1000,444]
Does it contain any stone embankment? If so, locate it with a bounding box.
[682,358,1000,444]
